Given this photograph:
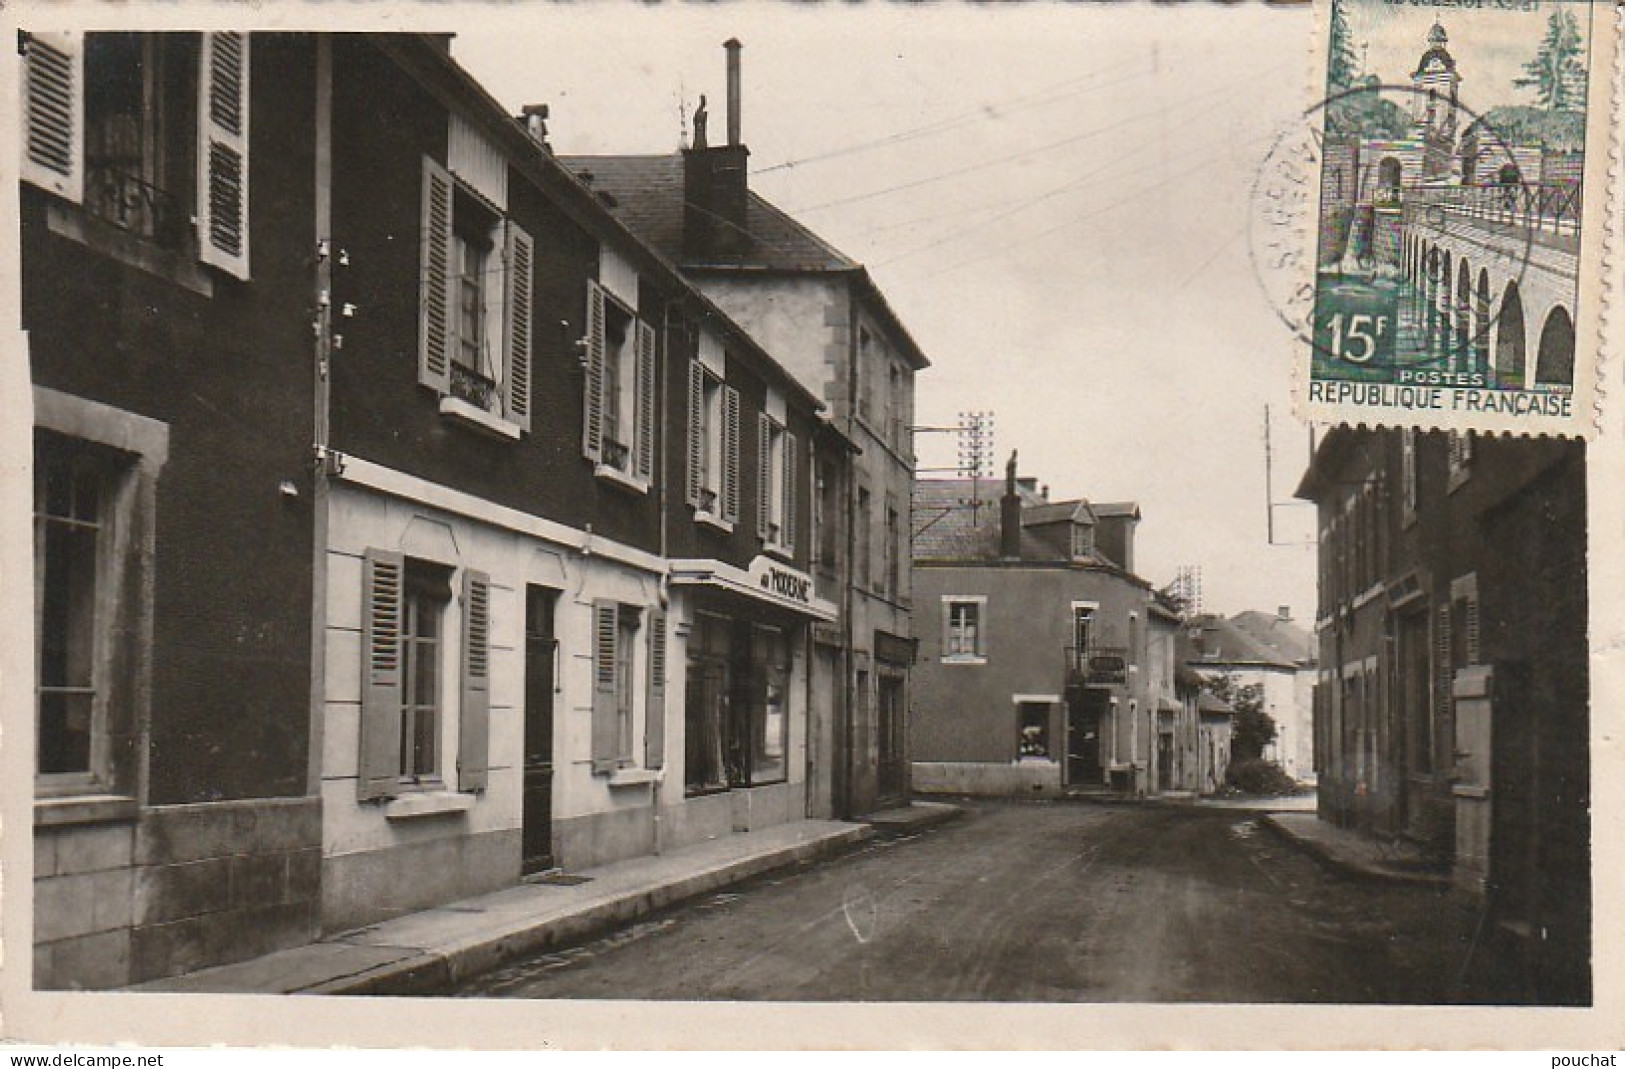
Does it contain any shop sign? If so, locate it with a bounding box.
[748,555,814,609]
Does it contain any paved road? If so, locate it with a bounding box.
[457,801,1481,1002]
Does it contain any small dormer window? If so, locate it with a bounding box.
[1071,522,1094,560]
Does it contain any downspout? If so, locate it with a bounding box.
[306,35,334,801]
[652,300,678,855]
[840,276,859,821]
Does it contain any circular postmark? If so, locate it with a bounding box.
[1248,83,1552,390]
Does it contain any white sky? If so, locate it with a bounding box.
[453,3,1324,619]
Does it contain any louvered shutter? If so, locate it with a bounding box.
[20,31,82,203]
[687,360,705,507]
[782,431,798,553]
[757,413,773,541]
[1435,600,1453,732]
[197,33,251,279]
[645,611,667,769]
[1464,595,1480,665]
[418,157,454,392]
[359,550,406,800]
[458,570,492,791]
[591,600,618,773]
[582,281,607,461]
[722,386,741,524]
[503,222,534,431]
[635,319,656,481]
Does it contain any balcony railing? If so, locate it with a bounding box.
[1404,180,1581,239]
[1065,645,1130,686]
[85,164,188,250]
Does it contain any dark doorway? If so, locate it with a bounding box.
[1067,688,1107,786]
[521,586,559,876]
[876,672,906,805]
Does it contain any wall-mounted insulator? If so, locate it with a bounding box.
[318,289,331,307]
[333,334,344,350]
[317,238,331,260]
[338,249,350,267]
[311,320,322,338]
[341,303,358,318]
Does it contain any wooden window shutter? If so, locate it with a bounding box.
[721,386,741,524]
[591,599,619,773]
[418,157,454,392]
[782,431,798,553]
[20,31,83,203]
[757,413,773,541]
[359,550,406,801]
[503,222,534,431]
[458,570,492,792]
[686,360,705,507]
[941,601,954,658]
[582,280,607,461]
[197,33,251,279]
[1464,594,1480,665]
[645,611,667,769]
[1435,600,1453,720]
[635,319,657,481]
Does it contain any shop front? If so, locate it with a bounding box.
[665,556,838,845]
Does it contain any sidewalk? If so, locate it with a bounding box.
[1261,811,1453,887]
[129,815,916,997]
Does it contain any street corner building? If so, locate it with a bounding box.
[1181,609,1317,786]
[908,456,1215,801]
[1295,426,1589,1005]
[18,31,929,989]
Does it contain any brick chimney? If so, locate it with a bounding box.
[683,39,751,258]
[1000,450,1022,559]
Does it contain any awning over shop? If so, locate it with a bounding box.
[669,555,839,623]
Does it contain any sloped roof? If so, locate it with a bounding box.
[1227,610,1315,666]
[559,153,929,370]
[1183,613,1297,670]
[1021,500,1092,527]
[561,154,859,273]
[912,478,1142,580]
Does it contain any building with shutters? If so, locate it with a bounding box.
[1295,427,1589,1004]
[562,40,930,819]
[316,35,836,931]
[20,30,325,989]
[19,30,845,986]
[910,458,1175,797]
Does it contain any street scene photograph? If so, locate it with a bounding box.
[2,0,1611,1051]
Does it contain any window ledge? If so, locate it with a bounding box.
[594,463,649,495]
[46,206,213,298]
[1452,784,1490,799]
[608,767,662,789]
[941,655,987,666]
[762,541,796,563]
[694,509,734,535]
[384,791,476,821]
[35,794,140,828]
[439,396,522,440]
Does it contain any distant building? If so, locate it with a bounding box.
[1184,610,1317,783]
[910,457,1180,797]
[1296,427,1589,1005]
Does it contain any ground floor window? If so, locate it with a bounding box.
[684,611,793,794]
[1017,701,1051,759]
[399,560,452,782]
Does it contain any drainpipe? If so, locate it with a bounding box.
[840,278,859,821]
[652,300,680,855]
[306,35,334,800]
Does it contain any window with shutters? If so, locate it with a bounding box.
[884,499,900,597]
[582,280,656,490]
[688,360,736,529]
[942,596,986,663]
[1447,430,1473,491]
[1400,428,1418,524]
[357,552,491,800]
[19,31,249,276]
[757,413,796,556]
[590,600,645,773]
[418,158,533,438]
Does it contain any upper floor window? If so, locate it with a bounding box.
[757,411,797,555]
[1447,430,1473,489]
[687,356,739,527]
[419,157,533,437]
[942,596,987,662]
[583,279,655,488]
[21,31,251,277]
[884,498,900,597]
[1400,427,1418,521]
[1071,521,1095,561]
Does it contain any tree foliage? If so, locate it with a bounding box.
[1514,8,1587,113]
[1327,0,1360,93]
[1201,672,1276,763]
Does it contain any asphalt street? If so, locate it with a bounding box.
[456,800,1484,1003]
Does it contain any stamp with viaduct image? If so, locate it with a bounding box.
[1291,0,1618,435]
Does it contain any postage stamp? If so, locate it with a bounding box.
[1293,0,1619,435]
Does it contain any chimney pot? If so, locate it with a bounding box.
[725,39,743,147]
[1000,450,1022,559]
